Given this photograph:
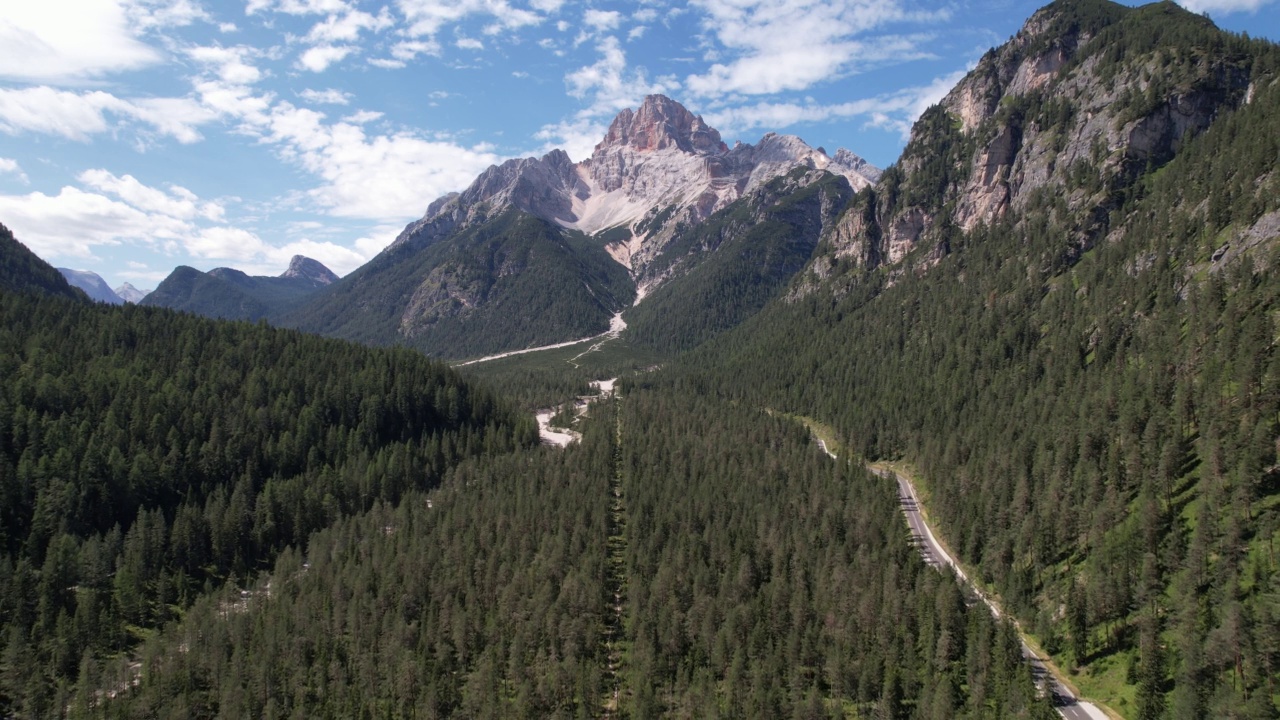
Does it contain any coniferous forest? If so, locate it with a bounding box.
[3,0,1280,717]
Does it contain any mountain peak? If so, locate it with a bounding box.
[281,256,338,285]
[595,94,728,156]
[114,282,150,303]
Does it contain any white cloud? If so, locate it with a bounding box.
[0,173,375,275]
[0,0,160,83]
[78,169,225,221]
[127,0,212,30]
[584,9,622,31]
[0,186,189,259]
[1177,0,1275,11]
[126,97,220,143]
[353,224,403,255]
[535,117,608,162]
[0,87,214,144]
[456,37,485,50]
[704,69,966,139]
[565,37,676,112]
[260,102,501,219]
[305,8,395,43]
[398,0,547,38]
[298,44,356,72]
[186,225,269,259]
[247,0,350,15]
[377,39,442,66]
[685,0,948,97]
[187,45,264,85]
[0,158,28,184]
[300,88,353,105]
[342,110,384,123]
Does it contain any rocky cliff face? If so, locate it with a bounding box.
[807,0,1256,288]
[392,95,880,281]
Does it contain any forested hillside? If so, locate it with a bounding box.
[668,5,1280,715]
[0,224,85,302]
[0,289,536,716]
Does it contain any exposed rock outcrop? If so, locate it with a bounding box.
[810,0,1255,289]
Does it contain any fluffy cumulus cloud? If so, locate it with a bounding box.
[685,0,947,97]
[298,44,357,72]
[0,185,190,259]
[257,102,501,219]
[0,170,374,274]
[0,0,161,83]
[0,87,215,143]
[79,169,225,221]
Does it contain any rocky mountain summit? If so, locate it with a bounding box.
[280,255,339,286]
[394,95,879,276]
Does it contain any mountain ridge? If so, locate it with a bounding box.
[144,255,339,321]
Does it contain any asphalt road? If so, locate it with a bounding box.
[882,468,1111,720]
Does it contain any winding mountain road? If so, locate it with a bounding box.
[880,467,1111,720]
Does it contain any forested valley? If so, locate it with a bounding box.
[64,390,1055,719]
[4,0,1280,716]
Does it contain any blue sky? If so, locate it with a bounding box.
[1,0,1276,289]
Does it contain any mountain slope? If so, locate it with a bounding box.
[669,2,1280,715]
[144,255,337,321]
[0,223,86,302]
[57,269,123,304]
[625,167,854,354]
[286,211,635,358]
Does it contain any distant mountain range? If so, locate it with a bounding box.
[143,255,337,321]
